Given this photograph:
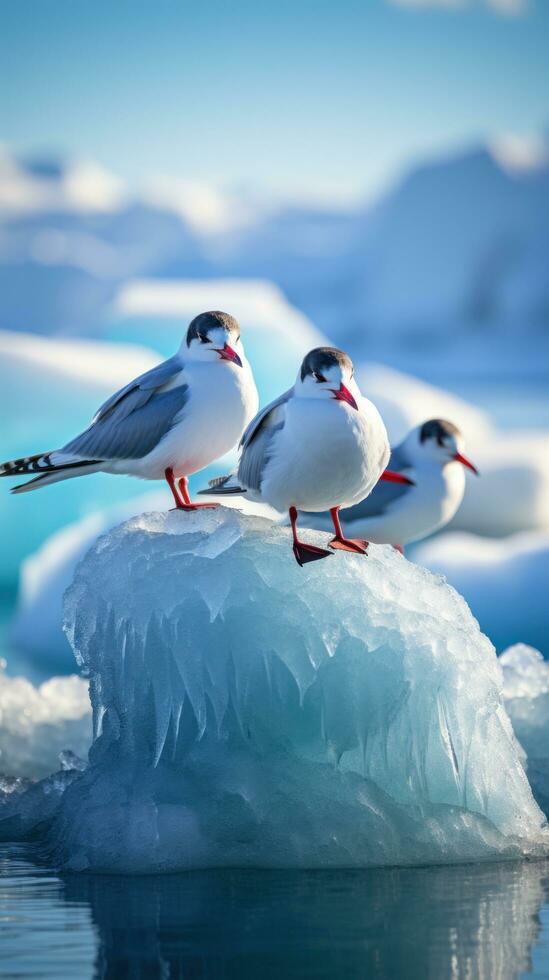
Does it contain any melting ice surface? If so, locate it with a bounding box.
[2,508,548,872]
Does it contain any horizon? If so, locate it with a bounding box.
[2,130,548,222]
[2,0,548,205]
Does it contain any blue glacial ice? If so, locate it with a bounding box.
[501,644,549,816]
[2,506,541,872]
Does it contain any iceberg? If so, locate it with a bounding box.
[3,507,546,871]
[414,531,549,656]
[501,644,549,817]
[3,142,549,348]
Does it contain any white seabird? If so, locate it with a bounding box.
[0,311,259,510]
[298,418,478,552]
[202,346,411,565]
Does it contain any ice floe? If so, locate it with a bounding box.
[2,509,546,870]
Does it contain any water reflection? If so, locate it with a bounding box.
[2,847,549,978]
[66,860,549,979]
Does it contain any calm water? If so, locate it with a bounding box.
[1,846,549,979]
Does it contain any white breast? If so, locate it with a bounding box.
[115,359,258,480]
[261,395,390,513]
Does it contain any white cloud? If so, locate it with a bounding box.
[388,0,529,14]
[487,0,529,17]
[486,0,528,13]
[0,147,124,216]
[490,134,549,172]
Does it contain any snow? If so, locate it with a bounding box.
[356,362,491,445]
[414,532,549,655]
[0,660,90,779]
[0,330,161,587]
[501,644,549,817]
[3,508,545,870]
[448,431,549,537]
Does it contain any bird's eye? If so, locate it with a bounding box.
[199,335,210,344]
[313,371,326,383]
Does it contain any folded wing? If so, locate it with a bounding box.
[238,388,293,491]
[61,357,188,462]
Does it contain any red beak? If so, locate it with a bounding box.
[332,383,358,410]
[453,452,478,475]
[380,469,415,486]
[216,343,242,367]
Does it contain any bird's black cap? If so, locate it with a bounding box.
[419,418,461,445]
[186,311,240,346]
[300,347,353,381]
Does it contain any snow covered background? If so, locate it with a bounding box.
[0,135,548,794]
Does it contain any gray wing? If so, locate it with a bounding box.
[92,355,183,423]
[62,356,188,461]
[237,388,293,491]
[339,443,414,521]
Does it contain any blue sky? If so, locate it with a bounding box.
[1,0,548,202]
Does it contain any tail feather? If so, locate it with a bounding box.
[1,451,103,494]
[198,474,247,496]
[0,451,58,478]
[10,462,103,494]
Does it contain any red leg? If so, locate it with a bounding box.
[392,544,404,555]
[289,506,331,567]
[165,469,218,511]
[177,475,218,511]
[329,507,368,555]
[165,467,183,509]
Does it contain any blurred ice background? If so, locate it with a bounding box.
[0,0,547,705]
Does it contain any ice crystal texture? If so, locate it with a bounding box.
[27,509,549,870]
